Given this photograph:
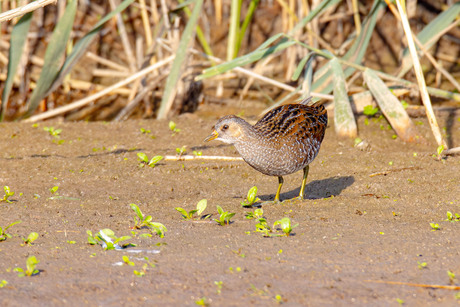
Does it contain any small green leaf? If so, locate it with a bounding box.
[144,215,153,223]
[49,186,59,194]
[27,232,39,243]
[100,228,115,238]
[196,199,207,216]
[137,152,149,163]
[86,230,97,245]
[130,203,144,221]
[363,105,379,116]
[175,207,189,219]
[25,255,40,276]
[148,155,163,166]
[437,145,445,157]
[169,121,176,131]
[247,186,258,203]
[114,236,132,245]
[5,220,21,231]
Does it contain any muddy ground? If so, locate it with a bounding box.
[0,108,459,306]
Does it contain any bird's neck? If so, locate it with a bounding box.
[233,124,264,151]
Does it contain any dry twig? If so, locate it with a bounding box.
[164,155,243,161]
[365,280,460,290]
[0,0,57,22]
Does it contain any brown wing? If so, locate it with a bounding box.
[254,103,327,144]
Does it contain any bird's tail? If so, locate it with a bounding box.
[299,97,312,105]
[299,96,325,108]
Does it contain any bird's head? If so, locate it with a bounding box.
[204,115,249,144]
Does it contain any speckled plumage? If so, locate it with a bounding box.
[204,97,327,201]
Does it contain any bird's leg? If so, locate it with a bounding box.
[298,165,310,199]
[274,176,284,202]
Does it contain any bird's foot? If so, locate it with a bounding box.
[277,196,305,205]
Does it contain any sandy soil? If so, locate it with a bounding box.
[0,110,459,306]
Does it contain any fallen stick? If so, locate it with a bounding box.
[164,155,243,162]
[369,166,422,177]
[365,280,460,290]
[0,0,57,22]
[443,147,460,156]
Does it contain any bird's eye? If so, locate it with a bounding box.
[222,124,229,130]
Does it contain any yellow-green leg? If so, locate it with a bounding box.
[298,165,310,199]
[274,176,284,202]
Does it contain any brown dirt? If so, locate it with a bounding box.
[0,110,459,306]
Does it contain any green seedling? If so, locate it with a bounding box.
[0,280,7,288]
[214,205,235,226]
[214,281,223,294]
[169,121,181,135]
[140,128,156,139]
[130,203,167,237]
[176,145,187,156]
[143,256,156,268]
[87,229,135,250]
[49,186,59,194]
[87,230,98,245]
[250,284,269,296]
[44,126,62,138]
[430,223,440,231]
[354,137,363,146]
[192,150,202,156]
[175,199,208,220]
[1,186,15,203]
[122,255,135,266]
[396,298,404,305]
[22,232,39,246]
[14,256,40,277]
[448,270,456,285]
[134,263,148,277]
[446,211,460,222]
[0,220,21,241]
[195,297,209,306]
[241,186,261,207]
[255,217,272,237]
[228,266,242,273]
[417,261,428,269]
[136,231,153,238]
[137,152,163,168]
[245,208,264,220]
[363,105,379,116]
[401,100,409,109]
[436,145,445,160]
[275,294,283,304]
[273,217,298,237]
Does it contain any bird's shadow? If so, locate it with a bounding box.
[259,175,355,201]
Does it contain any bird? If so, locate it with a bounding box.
[204,97,327,202]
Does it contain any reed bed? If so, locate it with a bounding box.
[0,0,459,153]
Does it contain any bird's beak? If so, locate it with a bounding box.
[204,130,219,142]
